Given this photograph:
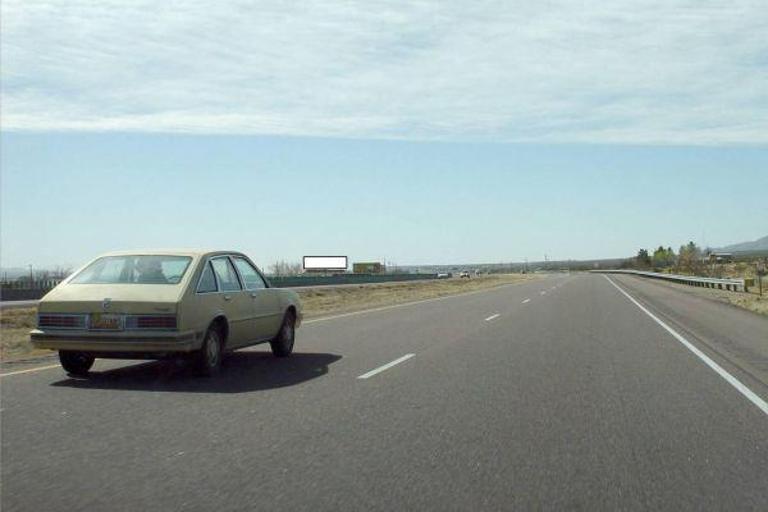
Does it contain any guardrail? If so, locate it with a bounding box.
[592,269,747,292]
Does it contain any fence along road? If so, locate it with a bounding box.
[0,279,442,309]
[0,273,442,306]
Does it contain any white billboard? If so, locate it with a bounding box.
[303,256,348,271]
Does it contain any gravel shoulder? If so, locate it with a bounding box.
[632,276,768,317]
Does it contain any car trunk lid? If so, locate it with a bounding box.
[39,284,182,314]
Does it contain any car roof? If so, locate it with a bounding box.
[98,249,246,259]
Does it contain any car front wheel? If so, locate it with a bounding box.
[59,350,95,376]
[270,311,295,358]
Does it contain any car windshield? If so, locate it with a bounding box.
[70,255,192,285]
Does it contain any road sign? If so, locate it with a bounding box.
[302,256,348,272]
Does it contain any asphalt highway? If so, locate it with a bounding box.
[2,273,767,511]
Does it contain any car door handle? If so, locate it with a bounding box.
[223,295,232,301]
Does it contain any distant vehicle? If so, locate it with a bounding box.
[353,261,385,274]
[460,271,471,278]
[31,250,302,377]
[436,273,451,279]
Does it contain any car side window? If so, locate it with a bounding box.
[197,262,217,293]
[233,257,267,290]
[211,258,242,292]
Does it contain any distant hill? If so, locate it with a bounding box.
[717,235,768,253]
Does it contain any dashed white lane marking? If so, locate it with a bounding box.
[485,314,501,322]
[304,282,525,325]
[357,354,416,380]
[540,291,547,295]
[522,299,531,304]
[604,275,768,417]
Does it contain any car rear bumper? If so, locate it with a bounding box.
[30,329,200,353]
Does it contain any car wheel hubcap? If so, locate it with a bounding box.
[207,333,220,366]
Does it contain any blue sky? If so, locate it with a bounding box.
[1,1,767,269]
[2,133,766,269]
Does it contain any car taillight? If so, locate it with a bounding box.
[125,315,177,330]
[38,314,87,329]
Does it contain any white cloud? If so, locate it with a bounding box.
[1,0,766,144]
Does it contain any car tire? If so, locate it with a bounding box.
[59,350,95,376]
[197,326,224,377]
[270,311,295,358]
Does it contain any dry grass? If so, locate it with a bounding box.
[0,308,49,360]
[0,274,537,361]
[689,286,768,317]
[708,261,765,280]
[727,292,768,316]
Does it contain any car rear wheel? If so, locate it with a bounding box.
[196,327,223,376]
[59,350,95,376]
[270,311,295,358]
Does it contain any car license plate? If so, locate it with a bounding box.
[90,313,122,330]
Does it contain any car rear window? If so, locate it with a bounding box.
[71,255,193,285]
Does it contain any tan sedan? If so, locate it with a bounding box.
[31,250,303,376]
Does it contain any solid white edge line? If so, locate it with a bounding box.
[485,314,501,321]
[0,364,61,377]
[357,354,416,380]
[604,275,768,416]
[522,299,531,304]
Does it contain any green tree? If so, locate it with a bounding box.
[636,248,652,269]
[652,245,676,268]
[666,247,676,268]
[677,241,702,274]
